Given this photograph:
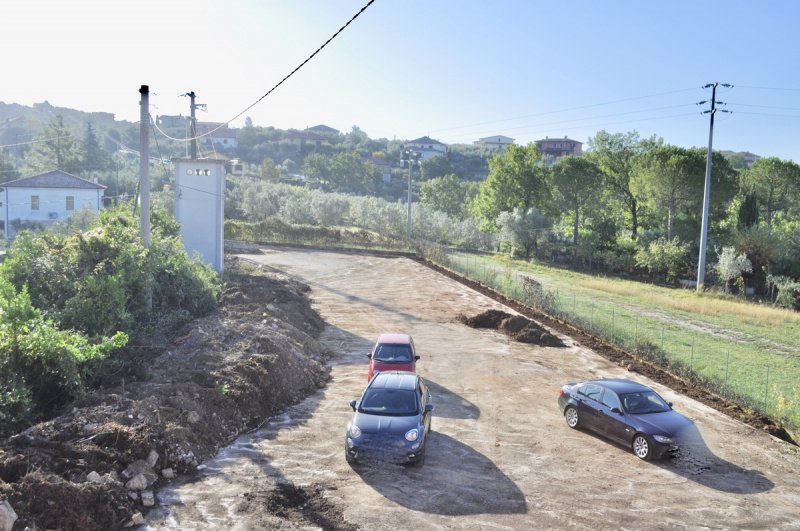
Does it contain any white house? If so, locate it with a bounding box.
[1,170,105,238]
[404,136,448,161]
[475,135,515,151]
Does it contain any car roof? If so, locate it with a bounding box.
[376,333,412,345]
[369,371,418,390]
[588,378,653,394]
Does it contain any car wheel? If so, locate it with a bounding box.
[632,434,653,460]
[565,406,580,429]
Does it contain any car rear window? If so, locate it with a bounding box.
[373,344,413,363]
[360,389,418,416]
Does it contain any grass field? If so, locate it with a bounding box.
[440,250,800,430]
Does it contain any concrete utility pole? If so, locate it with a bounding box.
[139,85,151,248]
[182,91,207,160]
[187,91,198,160]
[696,82,731,292]
[402,150,421,238]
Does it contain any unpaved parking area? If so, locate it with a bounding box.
[147,249,800,530]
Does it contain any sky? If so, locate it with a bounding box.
[3,0,800,160]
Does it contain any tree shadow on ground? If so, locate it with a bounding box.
[350,431,527,516]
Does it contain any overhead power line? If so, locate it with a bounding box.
[153,0,376,144]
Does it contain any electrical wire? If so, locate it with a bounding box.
[152,0,376,144]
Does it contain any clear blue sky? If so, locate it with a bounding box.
[4,0,800,160]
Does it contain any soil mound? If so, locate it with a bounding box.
[0,257,332,530]
[460,310,564,347]
[458,309,513,329]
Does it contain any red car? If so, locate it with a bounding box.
[367,333,419,380]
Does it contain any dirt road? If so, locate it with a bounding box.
[146,249,800,530]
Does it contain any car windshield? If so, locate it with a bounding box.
[373,344,412,363]
[359,389,418,416]
[620,391,671,414]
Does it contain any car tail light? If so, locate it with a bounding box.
[558,387,564,397]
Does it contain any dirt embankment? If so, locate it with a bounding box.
[0,257,332,530]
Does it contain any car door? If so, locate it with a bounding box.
[598,388,631,444]
[418,379,432,435]
[575,383,604,431]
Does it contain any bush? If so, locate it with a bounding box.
[1,206,221,340]
[635,237,690,282]
[0,280,127,432]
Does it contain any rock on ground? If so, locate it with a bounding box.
[0,257,332,530]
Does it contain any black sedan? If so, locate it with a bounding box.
[345,371,433,466]
[558,378,693,460]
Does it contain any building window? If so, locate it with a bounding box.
[66,196,75,211]
[31,195,40,210]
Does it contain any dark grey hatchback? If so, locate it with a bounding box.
[558,378,693,460]
[345,371,433,466]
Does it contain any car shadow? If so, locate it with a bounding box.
[658,422,774,494]
[350,431,527,516]
[425,380,481,420]
[576,422,774,494]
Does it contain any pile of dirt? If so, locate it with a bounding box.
[0,257,332,530]
[458,310,565,347]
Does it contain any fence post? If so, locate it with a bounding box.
[591,304,595,332]
[690,336,694,371]
[634,315,638,345]
[764,366,770,413]
[660,326,666,365]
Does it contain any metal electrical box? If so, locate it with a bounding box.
[174,158,225,272]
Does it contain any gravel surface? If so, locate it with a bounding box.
[146,248,800,530]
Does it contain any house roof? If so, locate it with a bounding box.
[361,155,391,167]
[1,170,106,189]
[306,124,339,134]
[478,135,515,143]
[535,137,583,144]
[406,136,446,146]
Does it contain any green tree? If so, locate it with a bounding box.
[550,156,604,246]
[420,174,477,219]
[471,144,550,231]
[81,122,112,177]
[497,207,552,259]
[631,145,706,240]
[259,157,281,182]
[715,246,752,293]
[739,157,800,227]
[421,155,455,181]
[302,153,332,186]
[635,237,690,282]
[25,115,81,174]
[586,130,659,238]
[329,152,378,193]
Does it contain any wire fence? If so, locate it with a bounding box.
[418,244,800,431]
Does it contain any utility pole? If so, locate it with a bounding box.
[139,85,151,248]
[401,150,421,238]
[696,82,731,292]
[182,91,207,160]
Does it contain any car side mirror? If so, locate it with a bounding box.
[349,399,357,412]
[424,404,434,414]
[610,407,623,415]
[365,353,372,359]
[415,355,420,361]
[668,402,673,409]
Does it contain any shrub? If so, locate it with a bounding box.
[1,206,221,340]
